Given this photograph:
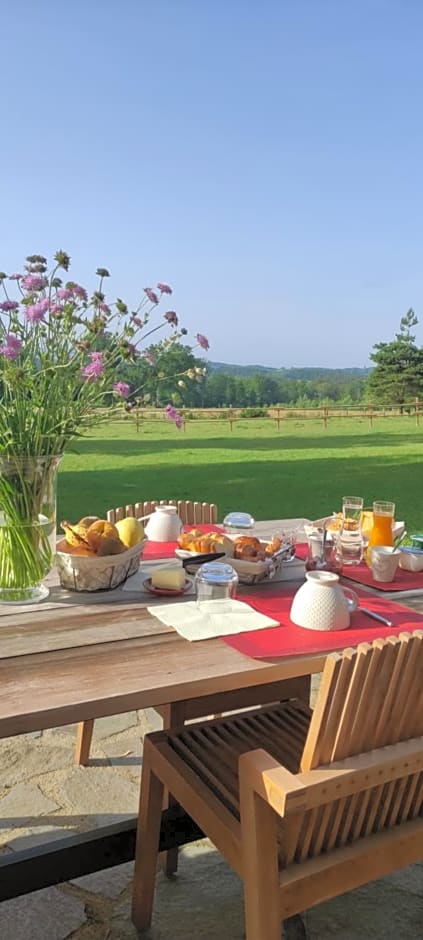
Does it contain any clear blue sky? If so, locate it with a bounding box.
[2,1,423,368]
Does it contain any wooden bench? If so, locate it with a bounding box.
[132,631,423,938]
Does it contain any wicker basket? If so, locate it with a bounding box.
[56,538,146,592]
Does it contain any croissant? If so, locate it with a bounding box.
[233,536,264,561]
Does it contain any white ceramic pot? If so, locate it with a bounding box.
[398,547,423,572]
[290,570,358,632]
[144,505,183,542]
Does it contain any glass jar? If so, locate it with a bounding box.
[305,534,343,575]
[195,562,239,610]
[223,511,255,535]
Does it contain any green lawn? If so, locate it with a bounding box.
[58,415,423,532]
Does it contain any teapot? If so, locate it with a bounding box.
[290,570,358,632]
[144,505,183,543]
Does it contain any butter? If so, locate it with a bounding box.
[151,565,186,590]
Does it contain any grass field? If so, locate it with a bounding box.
[57,415,423,533]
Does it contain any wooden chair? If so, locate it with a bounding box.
[132,631,423,938]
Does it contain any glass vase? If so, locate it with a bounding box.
[0,454,62,604]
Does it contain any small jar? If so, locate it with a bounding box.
[223,511,255,536]
[195,562,239,608]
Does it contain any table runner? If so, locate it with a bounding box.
[224,586,423,659]
[295,542,423,592]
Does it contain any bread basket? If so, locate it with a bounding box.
[56,538,146,592]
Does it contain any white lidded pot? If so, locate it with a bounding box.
[290,570,358,632]
[144,505,183,543]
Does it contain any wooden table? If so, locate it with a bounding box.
[2,517,423,900]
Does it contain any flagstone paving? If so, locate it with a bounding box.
[0,709,421,939]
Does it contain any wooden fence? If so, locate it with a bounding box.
[120,400,423,432]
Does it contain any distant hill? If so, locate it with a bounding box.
[207,362,371,380]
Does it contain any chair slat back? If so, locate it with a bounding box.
[301,632,423,772]
[106,500,218,525]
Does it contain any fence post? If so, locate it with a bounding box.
[368,403,373,429]
[323,407,328,428]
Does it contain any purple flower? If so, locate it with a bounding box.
[196,332,210,351]
[143,350,155,366]
[0,300,19,311]
[144,287,159,305]
[57,288,73,301]
[21,274,48,292]
[165,403,183,429]
[131,316,145,328]
[0,333,22,360]
[113,381,130,398]
[50,302,64,316]
[81,351,105,382]
[164,310,178,326]
[98,302,110,315]
[157,282,172,295]
[71,284,88,301]
[9,273,23,280]
[25,301,47,322]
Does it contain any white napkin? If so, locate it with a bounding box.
[147,598,279,642]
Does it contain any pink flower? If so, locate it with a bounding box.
[157,282,172,295]
[113,381,130,398]
[164,310,178,326]
[144,287,159,304]
[57,288,73,301]
[50,303,64,316]
[165,403,183,429]
[71,284,88,301]
[0,300,19,311]
[8,273,23,280]
[196,332,209,351]
[99,302,110,315]
[143,350,155,366]
[81,351,105,382]
[21,274,48,291]
[0,333,22,360]
[25,301,47,322]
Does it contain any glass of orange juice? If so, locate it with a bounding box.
[366,500,395,564]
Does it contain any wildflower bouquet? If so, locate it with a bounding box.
[0,250,208,602]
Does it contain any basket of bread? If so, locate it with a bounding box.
[176,529,289,584]
[56,516,146,591]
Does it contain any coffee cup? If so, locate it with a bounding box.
[371,546,400,583]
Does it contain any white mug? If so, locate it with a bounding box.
[144,506,183,542]
[290,570,358,632]
[371,546,400,583]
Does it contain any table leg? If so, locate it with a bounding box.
[75,719,94,766]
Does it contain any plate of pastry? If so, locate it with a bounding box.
[175,529,292,584]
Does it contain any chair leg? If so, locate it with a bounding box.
[75,719,94,766]
[159,702,186,876]
[240,779,281,940]
[132,739,165,931]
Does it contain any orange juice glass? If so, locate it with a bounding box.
[366,500,395,564]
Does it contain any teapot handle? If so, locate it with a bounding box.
[342,586,359,612]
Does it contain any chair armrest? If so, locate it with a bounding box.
[239,749,307,817]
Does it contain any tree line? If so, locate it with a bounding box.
[116,308,423,410]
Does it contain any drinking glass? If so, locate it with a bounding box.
[195,562,239,612]
[371,500,395,547]
[305,534,343,574]
[338,496,364,565]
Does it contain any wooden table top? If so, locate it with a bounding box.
[2,517,423,739]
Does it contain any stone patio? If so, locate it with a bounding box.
[0,709,422,939]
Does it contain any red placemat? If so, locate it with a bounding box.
[224,586,423,659]
[143,524,223,561]
[294,543,423,592]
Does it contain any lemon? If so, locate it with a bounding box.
[115,517,145,548]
